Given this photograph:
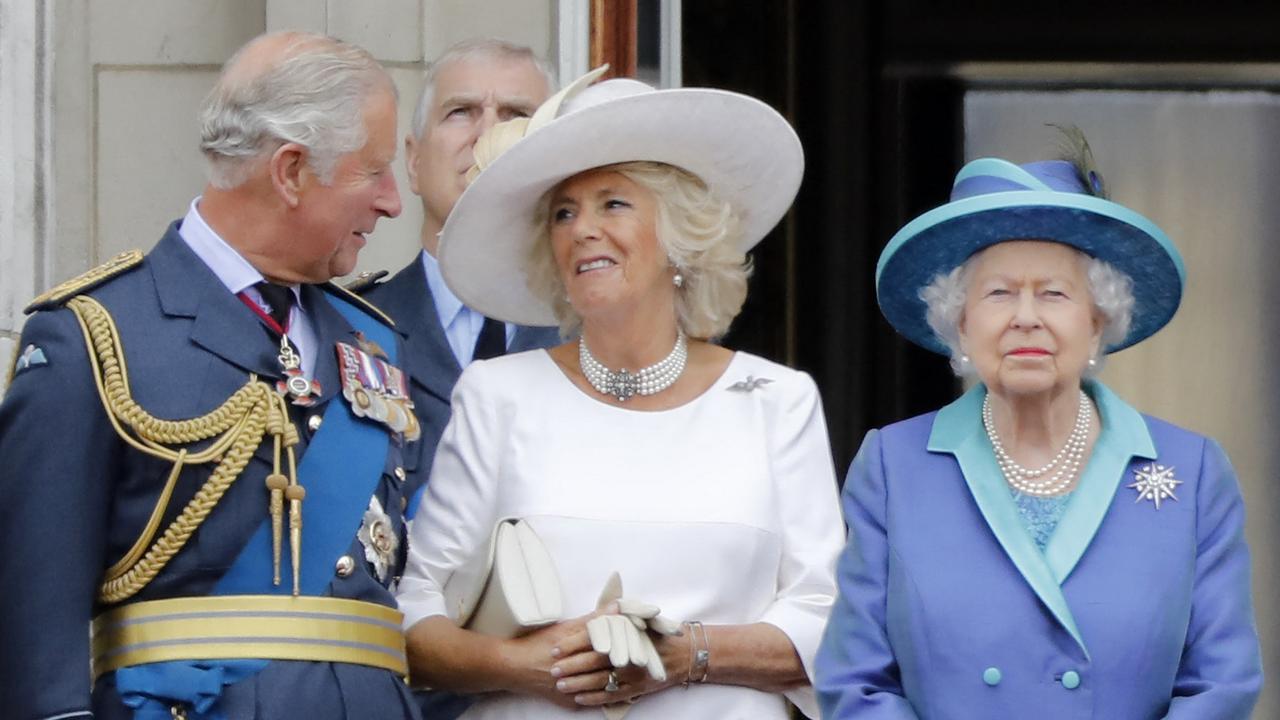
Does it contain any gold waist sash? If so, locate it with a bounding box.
[91,595,407,678]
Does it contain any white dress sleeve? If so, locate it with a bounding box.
[396,362,506,630]
[756,371,845,719]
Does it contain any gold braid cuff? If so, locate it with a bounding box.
[66,296,299,603]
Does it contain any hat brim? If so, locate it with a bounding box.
[876,191,1186,354]
[438,88,804,326]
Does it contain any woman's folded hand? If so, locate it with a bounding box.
[503,610,610,708]
[563,630,691,709]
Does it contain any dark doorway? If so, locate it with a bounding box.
[683,6,1280,713]
[684,0,1280,471]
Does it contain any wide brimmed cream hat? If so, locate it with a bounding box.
[437,66,804,326]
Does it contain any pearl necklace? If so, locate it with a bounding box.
[982,390,1092,497]
[580,329,688,402]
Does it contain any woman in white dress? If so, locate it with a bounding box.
[396,68,844,719]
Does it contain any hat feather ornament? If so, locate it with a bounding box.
[1048,122,1108,199]
[465,65,610,184]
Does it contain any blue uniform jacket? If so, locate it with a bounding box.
[0,224,422,720]
[361,258,559,507]
[815,381,1262,720]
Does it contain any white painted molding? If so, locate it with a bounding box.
[0,0,48,347]
[660,0,681,88]
[557,0,590,85]
[0,337,17,390]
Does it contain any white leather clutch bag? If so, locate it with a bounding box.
[443,518,563,638]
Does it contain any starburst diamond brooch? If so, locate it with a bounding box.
[1128,463,1182,510]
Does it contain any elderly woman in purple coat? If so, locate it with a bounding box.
[814,135,1262,719]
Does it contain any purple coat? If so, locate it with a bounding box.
[815,381,1261,719]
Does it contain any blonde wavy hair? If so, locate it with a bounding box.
[525,161,752,340]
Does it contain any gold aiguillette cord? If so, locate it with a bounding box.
[264,393,303,594]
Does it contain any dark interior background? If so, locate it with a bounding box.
[681,0,1280,473]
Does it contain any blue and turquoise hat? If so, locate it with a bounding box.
[875,157,1186,355]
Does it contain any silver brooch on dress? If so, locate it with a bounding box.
[727,375,774,392]
[1128,463,1182,510]
[357,496,399,581]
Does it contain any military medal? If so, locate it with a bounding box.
[275,334,322,406]
[336,341,420,442]
[1129,462,1182,510]
[237,287,321,407]
[354,330,390,361]
[357,496,398,582]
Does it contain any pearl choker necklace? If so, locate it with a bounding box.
[579,329,688,402]
[982,390,1092,497]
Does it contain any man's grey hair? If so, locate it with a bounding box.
[410,38,556,140]
[920,245,1135,377]
[200,32,395,189]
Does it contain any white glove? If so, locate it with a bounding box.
[616,598,683,637]
[587,614,664,680]
[590,572,682,682]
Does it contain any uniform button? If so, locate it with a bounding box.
[393,466,406,482]
[1061,670,1081,690]
[982,667,1002,686]
[307,414,323,433]
[335,555,356,577]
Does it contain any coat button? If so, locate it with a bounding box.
[400,496,408,511]
[1061,670,1081,690]
[393,466,406,482]
[307,415,323,433]
[982,667,1002,686]
[335,555,355,577]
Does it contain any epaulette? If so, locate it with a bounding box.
[344,269,389,294]
[25,250,145,314]
[322,281,396,328]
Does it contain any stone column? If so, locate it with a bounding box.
[0,0,52,389]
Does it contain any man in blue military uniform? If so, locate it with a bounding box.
[0,31,420,720]
[356,40,561,522]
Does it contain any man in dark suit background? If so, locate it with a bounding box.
[360,39,560,517]
[0,31,421,720]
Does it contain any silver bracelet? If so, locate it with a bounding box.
[683,620,711,686]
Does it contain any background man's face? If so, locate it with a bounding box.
[406,54,550,249]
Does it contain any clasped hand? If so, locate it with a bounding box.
[530,572,686,710]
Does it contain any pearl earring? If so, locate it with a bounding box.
[960,354,970,364]
[1088,357,1098,368]
[673,272,684,288]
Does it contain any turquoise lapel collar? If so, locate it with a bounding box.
[927,383,1089,656]
[1043,380,1156,585]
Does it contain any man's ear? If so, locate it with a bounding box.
[269,142,309,208]
[404,134,421,196]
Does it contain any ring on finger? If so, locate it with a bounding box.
[604,671,620,693]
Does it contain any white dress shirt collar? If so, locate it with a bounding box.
[420,249,512,366]
[178,197,316,377]
[420,248,464,331]
[178,198,302,305]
